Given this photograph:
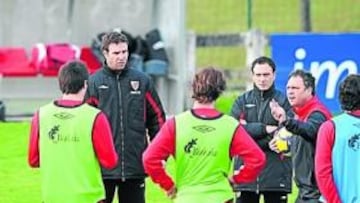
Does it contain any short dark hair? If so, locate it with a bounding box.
[289,69,316,95]
[251,56,276,73]
[101,31,129,52]
[58,61,89,94]
[339,74,360,111]
[192,67,226,103]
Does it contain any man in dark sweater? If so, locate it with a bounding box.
[231,56,292,203]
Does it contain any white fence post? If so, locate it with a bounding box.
[184,31,197,109]
[152,0,186,115]
[244,29,268,89]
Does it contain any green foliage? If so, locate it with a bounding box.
[187,0,360,34]
[187,0,247,33]
[215,92,239,114]
[187,0,360,71]
[196,46,247,71]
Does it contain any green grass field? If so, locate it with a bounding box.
[0,95,297,203]
[0,122,171,203]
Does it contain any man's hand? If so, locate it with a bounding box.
[269,128,292,153]
[166,186,177,199]
[266,125,278,134]
[228,175,235,185]
[230,165,244,186]
[239,119,247,125]
[269,99,287,124]
[269,137,281,153]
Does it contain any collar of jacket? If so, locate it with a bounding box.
[253,83,276,99]
[293,96,331,121]
[102,61,129,76]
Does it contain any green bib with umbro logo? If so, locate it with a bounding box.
[39,102,104,203]
[174,110,238,203]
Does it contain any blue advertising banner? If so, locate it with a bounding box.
[271,33,360,113]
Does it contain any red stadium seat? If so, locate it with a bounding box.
[31,43,80,76]
[0,47,37,76]
[79,46,102,74]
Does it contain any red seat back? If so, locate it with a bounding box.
[80,46,102,74]
[31,43,80,76]
[0,47,37,76]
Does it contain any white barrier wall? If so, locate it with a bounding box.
[0,0,153,47]
[0,0,187,117]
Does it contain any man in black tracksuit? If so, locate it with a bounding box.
[85,31,166,203]
[269,70,332,203]
[231,56,292,203]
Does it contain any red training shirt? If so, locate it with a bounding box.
[315,110,360,203]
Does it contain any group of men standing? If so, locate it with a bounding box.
[231,56,360,203]
[28,31,166,203]
[28,31,359,203]
[231,56,332,203]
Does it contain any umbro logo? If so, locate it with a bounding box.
[53,112,74,120]
[98,85,109,89]
[245,104,256,108]
[192,125,215,133]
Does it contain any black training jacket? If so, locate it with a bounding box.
[85,65,166,180]
[230,84,293,193]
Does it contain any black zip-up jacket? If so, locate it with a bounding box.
[85,65,166,180]
[230,84,293,193]
[285,112,326,201]
[283,97,331,201]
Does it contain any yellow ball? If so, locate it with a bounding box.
[275,127,293,153]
